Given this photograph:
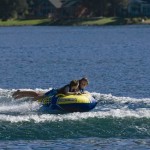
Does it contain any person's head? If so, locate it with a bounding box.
[70,80,79,90]
[79,77,89,89]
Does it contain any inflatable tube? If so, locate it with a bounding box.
[39,93,97,112]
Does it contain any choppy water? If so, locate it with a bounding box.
[0,25,150,149]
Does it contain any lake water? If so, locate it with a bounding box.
[0,25,150,149]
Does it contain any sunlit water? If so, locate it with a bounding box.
[0,25,150,149]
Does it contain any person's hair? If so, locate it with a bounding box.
[70,80,79,87]
[79,77,89,85]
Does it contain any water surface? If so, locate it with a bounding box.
[0,25,150,149]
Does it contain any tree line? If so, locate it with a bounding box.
[0,0,149,20]
[62,0,129,17]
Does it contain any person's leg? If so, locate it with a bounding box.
[12,90,20,97]
[12,91,39,99]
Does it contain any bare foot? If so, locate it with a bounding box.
[12,90,20,98]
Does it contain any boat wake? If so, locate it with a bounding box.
[0,88,150,123]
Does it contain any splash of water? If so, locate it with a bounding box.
[0,88,149,123]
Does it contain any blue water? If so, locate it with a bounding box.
[0,25,150,149]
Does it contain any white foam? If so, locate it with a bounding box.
[0,89,149,123]
[0,108,149,123]
[0,101,40,113]
[91,92,150,104]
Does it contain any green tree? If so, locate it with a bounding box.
[14,0,28,18]
[62,0,129,17]
[107,0,129,16]
[0,0,28,20]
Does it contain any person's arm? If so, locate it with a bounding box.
[65,92,79,95]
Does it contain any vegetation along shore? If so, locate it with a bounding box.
[0,17,150,27]
[0,0,150,26]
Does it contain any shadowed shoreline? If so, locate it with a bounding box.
[0,17,150,26]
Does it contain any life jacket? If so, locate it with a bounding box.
[57,84,73,94]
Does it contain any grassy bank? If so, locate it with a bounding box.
[0,18,51,26]
[52,17,150,26]
[0,17,150,26]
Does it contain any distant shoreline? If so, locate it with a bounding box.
[0,17,150,27]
